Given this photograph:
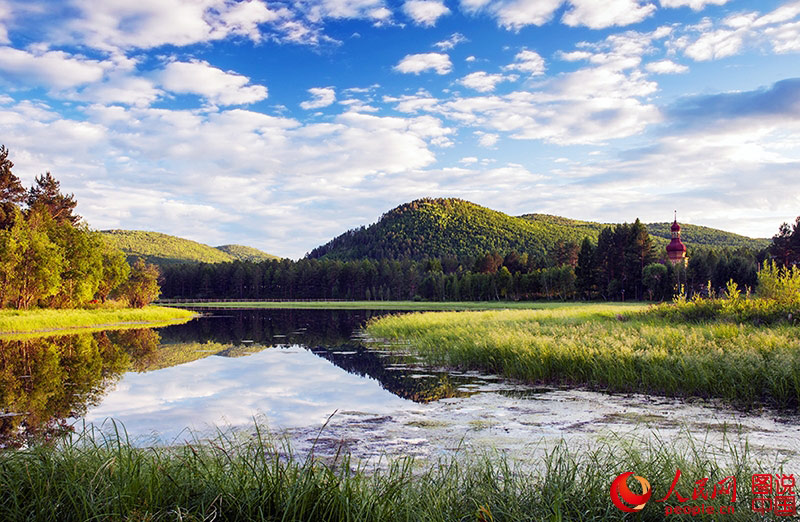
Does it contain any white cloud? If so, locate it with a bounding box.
[683,27,747,60]
[459,71,516,92]
[645,59,689,73]
[434,33,468,50]
[497,0,563,29]
[460,0,656,30]
[73,74,163,107]
[503,49,546,75]
[562,0,656,29]
[63,0,281,52]
[0,46,107,89]
[301,87,336,109]
[659,0,730,10]
[0,1,10,44]
[159,60,268,106]
[466,55,476,62]
[477,132,499,147]
[403,0,450,26]
[394,52,453,74]
[675,2,800,61]
[557,50,593,61]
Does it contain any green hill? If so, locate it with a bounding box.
[216,244,280,262]
[100,230,278,265]
[307,198,768,261]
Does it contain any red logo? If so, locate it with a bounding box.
[611,472,652,512]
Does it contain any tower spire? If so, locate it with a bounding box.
[674,209,677,222]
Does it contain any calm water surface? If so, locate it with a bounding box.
[2,309,799,467]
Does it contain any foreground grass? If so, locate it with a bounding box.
[159,299,646,311]
[366,304,800,408]
[0,306,196,335]
[0,424,770,521]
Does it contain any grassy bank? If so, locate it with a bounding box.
[0,306,196,335]
[0,425,767,521]
[159,300,646,311]
[366,304,800,408]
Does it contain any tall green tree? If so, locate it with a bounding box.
[117,258,160,308]
[0,146,26,229]
[97,244,131,303]
[27,172,80,225]
[7,208,64,309]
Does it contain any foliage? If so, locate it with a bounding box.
[116,258,161,308]
[768,215,800,266]
[0,423,764,521]
[100,230,277,266]
[27,171,80,225]
[368,304,800,408]
[0,147,136,309]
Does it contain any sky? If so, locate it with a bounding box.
[0,0,799,258]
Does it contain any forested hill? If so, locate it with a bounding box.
[100,230,278,265]
[307,198,768,261]
[215,244,280,262]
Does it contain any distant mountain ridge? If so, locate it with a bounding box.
[100,230,279,265]
[308,198,768,261]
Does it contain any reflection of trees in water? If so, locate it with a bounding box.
[0,329,160,448]
[157,309,388,347]
[0,310,473,447]
[160,309,472,403]
[309,345,469,403]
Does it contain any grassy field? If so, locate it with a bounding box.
[160,300,647,311]
[366,303,800,408]
[0,423,768,522]
[0,306,196,335]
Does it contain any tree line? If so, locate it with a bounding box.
[161,216,776,302]
[0,146,159,309]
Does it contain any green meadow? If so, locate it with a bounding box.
[366,303,800,408]
[0,306,196,335]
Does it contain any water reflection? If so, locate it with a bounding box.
[0,310,476,446]
[0,332,134,447]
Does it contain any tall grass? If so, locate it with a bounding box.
[366,304,800,408]
[0,422,771,521]
[0,306,196,335]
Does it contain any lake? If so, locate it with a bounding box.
[2,309,799,468]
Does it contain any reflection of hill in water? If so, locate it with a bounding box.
[0,310,473,447]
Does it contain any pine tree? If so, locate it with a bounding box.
[27,172,80,225]
[0,146,26,229]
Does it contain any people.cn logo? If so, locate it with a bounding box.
[610,472,652,513]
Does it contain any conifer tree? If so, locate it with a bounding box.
[28,171,80,225]
[0,146,26,229]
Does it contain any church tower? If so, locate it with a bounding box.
[666,211,688,266]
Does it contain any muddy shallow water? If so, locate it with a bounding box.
[2,309,798,468]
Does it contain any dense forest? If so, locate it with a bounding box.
[0,146,159,309]
[308,198,767,262]
[161,217,768,302]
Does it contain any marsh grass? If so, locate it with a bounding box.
[0,421,773,521]
[366,305,800,408]
[0,306,196,335]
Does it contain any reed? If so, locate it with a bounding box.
[366,304,800,408]
[0,422,771,521]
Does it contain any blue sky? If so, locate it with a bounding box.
[0,0,798,258]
